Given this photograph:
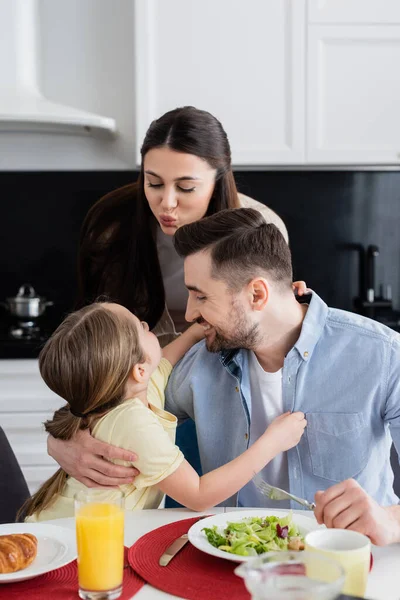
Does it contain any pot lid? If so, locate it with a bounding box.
[7,284,43,303]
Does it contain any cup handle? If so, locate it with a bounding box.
[370,552,374,572]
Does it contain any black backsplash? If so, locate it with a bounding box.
[1,170,400,357]
[236,171,400,314]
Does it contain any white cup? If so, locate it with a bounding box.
[305,529,371,597]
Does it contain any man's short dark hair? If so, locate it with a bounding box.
[173,207,293,291]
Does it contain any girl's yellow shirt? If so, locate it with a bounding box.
[27,359,184,521]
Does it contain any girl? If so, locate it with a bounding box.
[24,302,306,520]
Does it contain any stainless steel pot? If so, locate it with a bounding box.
[0,284,54,318]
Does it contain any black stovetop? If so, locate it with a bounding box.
[0,317,53,359]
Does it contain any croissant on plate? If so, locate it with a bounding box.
[0,533,38,574]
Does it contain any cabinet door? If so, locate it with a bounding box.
[307,26,400,164]
[134,0,305,166]
[308,0,400,24]
[0,360,62,494]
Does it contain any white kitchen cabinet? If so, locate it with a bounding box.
[0,360,62,493]
[308,0,400,24]
[135,0,400,167]
[134,0,306,166]
[307,26,400,165]
[2,0,136,171]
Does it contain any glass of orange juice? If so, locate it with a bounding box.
[75,489,125,600]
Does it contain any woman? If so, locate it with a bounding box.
[47,106,307,489]
[77,106,303,346]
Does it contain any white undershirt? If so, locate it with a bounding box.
[238,351,290,508]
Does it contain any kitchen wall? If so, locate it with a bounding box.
[1,169,400,333]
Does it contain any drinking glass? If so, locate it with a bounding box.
[75,489,125,600]
[235,551,345,600]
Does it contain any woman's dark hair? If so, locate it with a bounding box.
[77,106,239,328]
[173,208,293,291]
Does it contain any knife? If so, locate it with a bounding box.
[159,515,209,567]
[159,533,189,566]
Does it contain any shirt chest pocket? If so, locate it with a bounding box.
[306,412,369,482]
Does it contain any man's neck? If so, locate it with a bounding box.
[253,300,308,373]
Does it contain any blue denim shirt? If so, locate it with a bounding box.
[165,292,400,508]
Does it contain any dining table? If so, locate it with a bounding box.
[46,506,400,600]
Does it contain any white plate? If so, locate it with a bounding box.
[188,509,321,563]
[0,522,77,583]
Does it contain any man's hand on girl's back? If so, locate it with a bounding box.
[47,429,139,488]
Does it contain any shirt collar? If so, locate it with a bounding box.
[219,348,241,367]
[291,291,328,362]
[219,291,328,367]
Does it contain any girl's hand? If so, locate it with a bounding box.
[187,322,206,342]
[292,281,310,296]
[265,411,307,453]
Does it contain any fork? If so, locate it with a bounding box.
[253,476,316,510]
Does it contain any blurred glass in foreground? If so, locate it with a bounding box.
[235,550,345,600]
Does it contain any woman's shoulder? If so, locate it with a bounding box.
[237,193,289,242]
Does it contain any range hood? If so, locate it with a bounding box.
[0,0,116,137]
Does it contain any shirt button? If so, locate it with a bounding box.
[244,433,249,440]
[303,351,309,358]
[235,386,239,392]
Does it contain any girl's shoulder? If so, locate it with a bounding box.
[93,398,156,436]
[104,397,151,417]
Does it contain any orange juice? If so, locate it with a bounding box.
[76,502,124,591]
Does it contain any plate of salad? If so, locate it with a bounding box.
[188,510,320,563]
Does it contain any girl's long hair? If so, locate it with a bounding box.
[20,303,144,519]
[76,106,240,328]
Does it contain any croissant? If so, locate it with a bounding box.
[0,533,38,574]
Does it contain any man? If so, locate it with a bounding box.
[48,208,400,546]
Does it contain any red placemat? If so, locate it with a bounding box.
[128,516,250,600]
[0,547,145,599]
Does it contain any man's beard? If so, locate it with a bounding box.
[205,304,261,353]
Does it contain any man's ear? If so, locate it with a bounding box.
[132,362,150,383]
[248,278,269,311]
